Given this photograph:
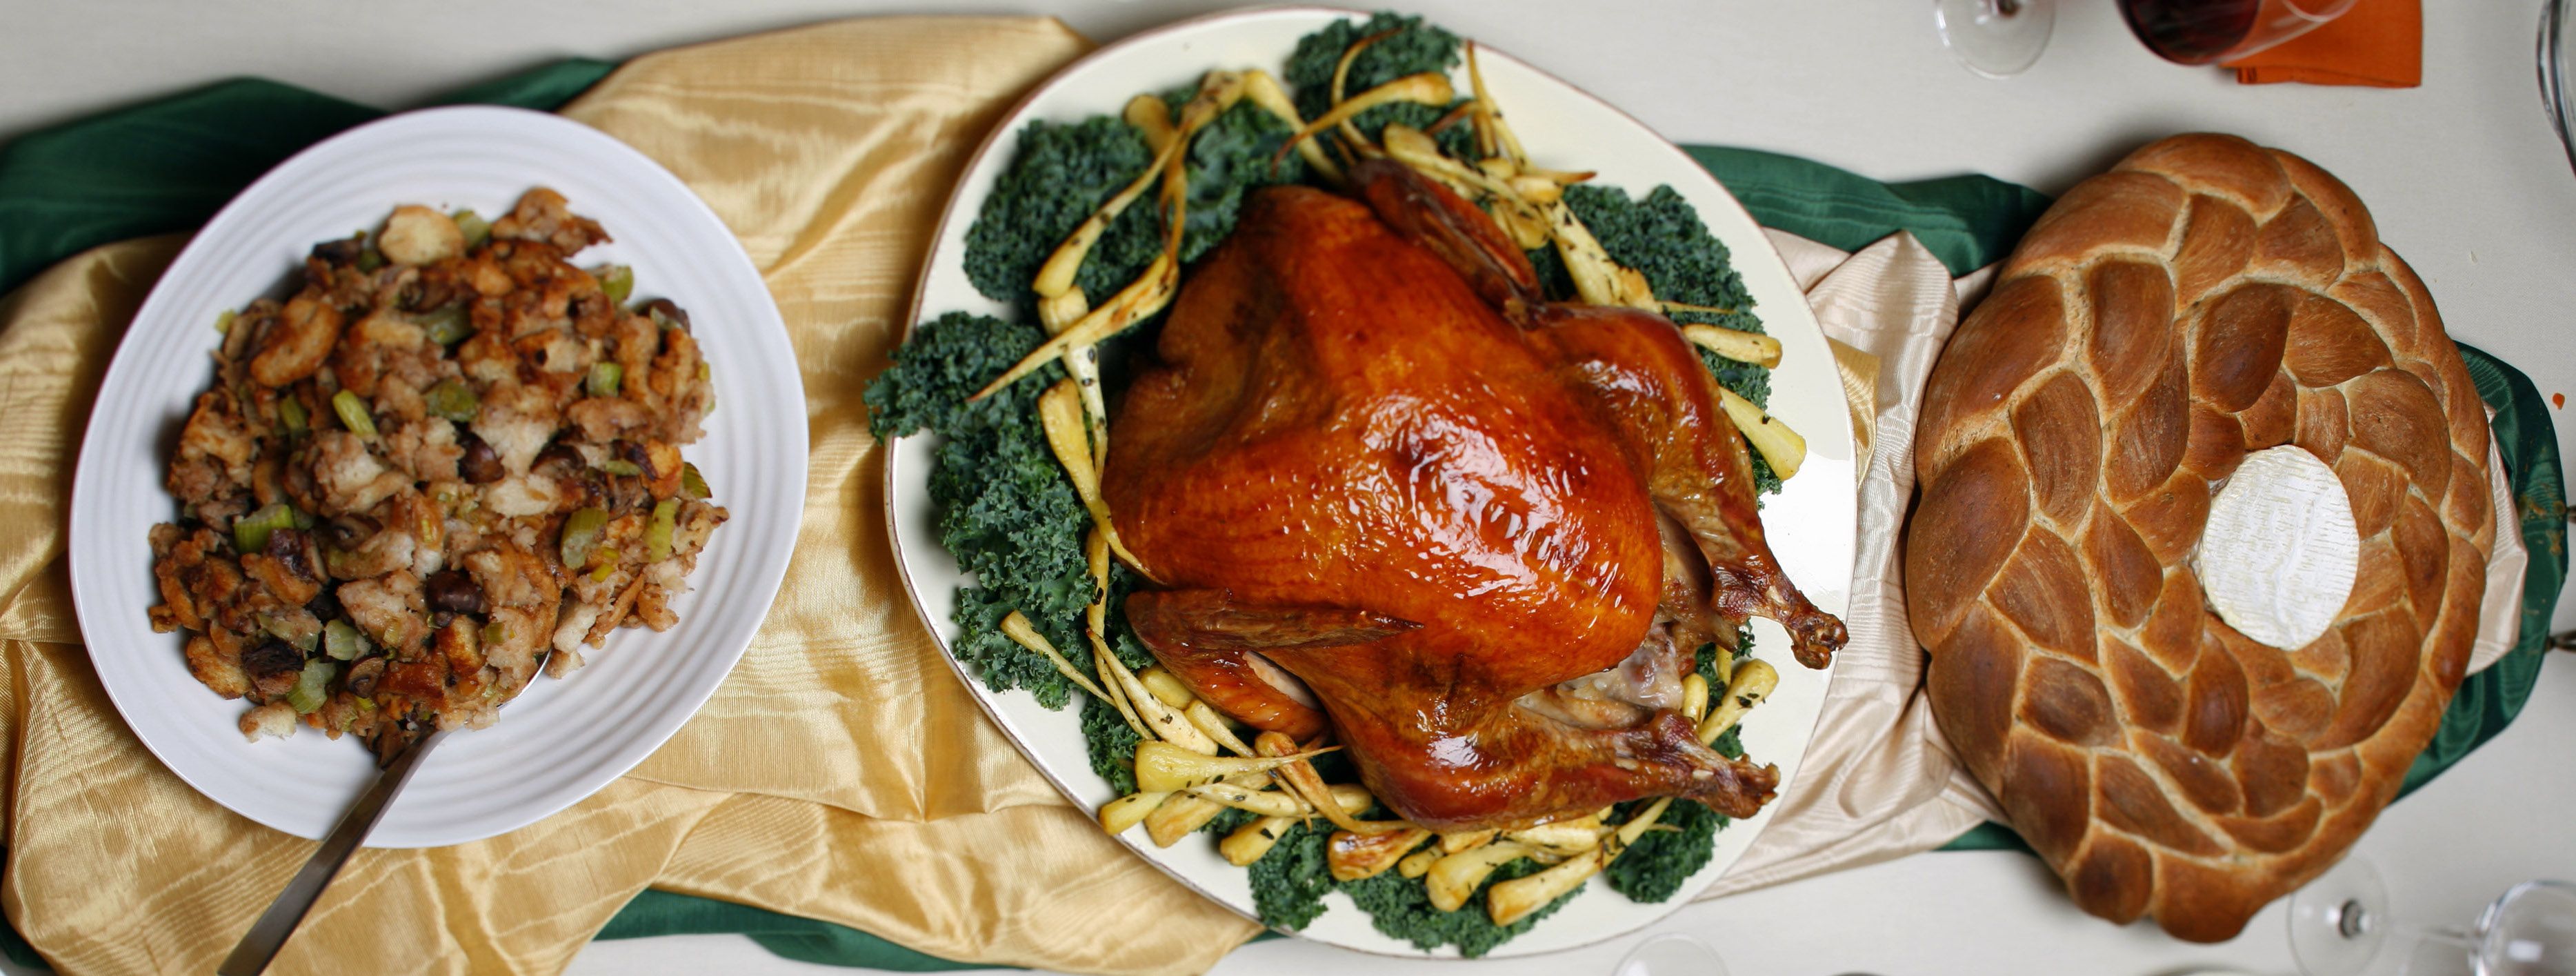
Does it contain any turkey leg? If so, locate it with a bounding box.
[1530,303,1848,668]
[1132,587,1784,829]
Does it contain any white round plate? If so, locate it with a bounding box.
[888,7,1857,957]
[67,106,806,848]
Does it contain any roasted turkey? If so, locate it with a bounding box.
[1104,161,1844,831]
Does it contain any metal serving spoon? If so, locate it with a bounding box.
[216,729,445,975]
[218,645,551,974]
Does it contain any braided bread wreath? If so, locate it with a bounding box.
[1906,133,2495,942]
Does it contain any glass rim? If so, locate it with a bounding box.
[2280,0,2360,24]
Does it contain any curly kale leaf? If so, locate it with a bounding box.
[1341,852,1579,957]
[1179,100,1312,265]
[1244,806,1579,955]
[933,430,1090,708]
[1286,12,1461,117]
[1604,798,1726,904]
[862,310,1047,441]
[1083,694,1142,796]
[862,311,1090,708]
[1284,12,1472,158]
[966,99,1308,312]
[1250,821,1338,930]
[962,116,1157,306]
[1710,721,1745,761]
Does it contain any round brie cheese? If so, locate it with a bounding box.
[2193,445,2361,650]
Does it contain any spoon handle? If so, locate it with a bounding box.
[217,732,443,976]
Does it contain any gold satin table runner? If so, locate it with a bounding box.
[0,17,1257,976]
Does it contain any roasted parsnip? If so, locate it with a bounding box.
[1715,385,1806,481]
[1221,783,1372,866]
[1097,790,1170,835]
[1486,798,1673,925]
[998,611,1111,704]
[1681,323,1784,369]
[1328,826,1433,882]
[1131,740,1334,793]
[1426,839,1537,913]
[1697,658,1779,746]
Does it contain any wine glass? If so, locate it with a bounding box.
[1935,0,2056,78]
[2541,0,2576,179]
[2407,880,2576,976]
[1614,933,1730,975]
[2119,0,2359,65]
[2290,857,2576,976]
[2291,855,2395,975]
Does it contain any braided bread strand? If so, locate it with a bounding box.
[1907,134,2493,942]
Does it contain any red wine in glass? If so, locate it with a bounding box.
[2121,0,2259,63]
[2118,0,2355,65]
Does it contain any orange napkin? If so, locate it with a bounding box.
[2225,0,2421,87]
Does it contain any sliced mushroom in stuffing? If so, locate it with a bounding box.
[148,189,729,753]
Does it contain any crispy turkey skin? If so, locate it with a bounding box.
[1106,161,1843,830]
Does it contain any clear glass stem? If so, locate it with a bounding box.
[2388,923,2482,976]
[2327,895,2470,946]
[2412,924,2479,948]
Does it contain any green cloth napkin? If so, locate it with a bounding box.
[0,61,2557,972]
[0,65,615,297]
[1686,145,2053,277]
[599,891,992,972]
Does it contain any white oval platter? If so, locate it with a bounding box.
[888,7,1857,957]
